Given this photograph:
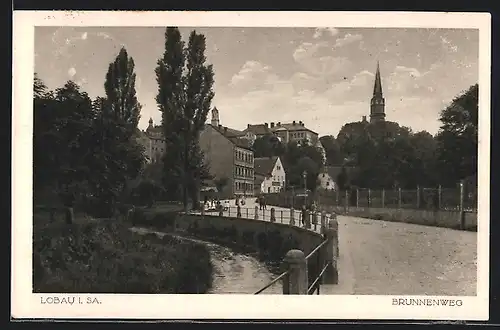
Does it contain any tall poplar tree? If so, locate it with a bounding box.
[156,27,215,209]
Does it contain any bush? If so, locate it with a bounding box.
[33,218,213,293]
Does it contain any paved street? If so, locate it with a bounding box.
[204,198,477,296]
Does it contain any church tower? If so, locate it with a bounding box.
[370,61,386,123]
[211,107,220,127]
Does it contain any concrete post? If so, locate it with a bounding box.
[417,185,421,209]
[382,189,385,208]
[398,188,402,209]
[289,208,295,226]
[282,249,308,294]
[201,205,205,216]
[270,208,276,223]
[65,207,74,225]
[246,208,249,219]
[368,189,371,207]
[237,204,242,218]
[320,211,327,235]
[280,210,284,223]
[356,188,359,208]
[323,218,339,284]
[254,205,259,220]
[344,190,349,213]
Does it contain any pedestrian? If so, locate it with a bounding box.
[263,196,267,210]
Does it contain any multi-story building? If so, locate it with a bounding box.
[243,120,319,146]
[138,118,166,163]
[199,109,255,198]
[254,156,286,194]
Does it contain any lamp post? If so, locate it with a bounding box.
[302,170,307,209]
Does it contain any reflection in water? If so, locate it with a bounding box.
[206,241,283,294]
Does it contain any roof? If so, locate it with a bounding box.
[146,125,163,134]
[320,166,358,181]
[254,156,279,176]
[271,122,318,135]
[244,124,273,136]
[207,124,253,151]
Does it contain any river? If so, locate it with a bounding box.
[130,227,283,294]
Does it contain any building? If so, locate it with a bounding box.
[137,118,166,163]
[243,120,319,146]
[317,166,357,191]
[254,156,286,194]
[315,139,326,165]
[199,108,255,198]
[370,61,386,123]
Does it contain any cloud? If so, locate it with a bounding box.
[228,60,277,92]
[68,67,76,77]
[292,42,326,63]
[394,65,423,78]
[313,27,339,39]
[97,32,113,40]
[334,33,363,48]
[81,32,88,40]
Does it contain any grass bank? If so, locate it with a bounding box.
[33,211,213,294]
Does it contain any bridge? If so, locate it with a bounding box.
[200,198,477,296]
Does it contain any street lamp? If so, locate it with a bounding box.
[302,170,307,208]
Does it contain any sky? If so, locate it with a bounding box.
[34,27,479,137]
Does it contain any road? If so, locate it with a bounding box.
[204,198,477,296]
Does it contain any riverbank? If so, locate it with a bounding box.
[131,227,282,294]
[33,213,214,294]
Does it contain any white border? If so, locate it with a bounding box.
[12,11,491,320]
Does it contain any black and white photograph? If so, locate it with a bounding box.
[12,11,490,320]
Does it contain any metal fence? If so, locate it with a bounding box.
[314,185,477,212]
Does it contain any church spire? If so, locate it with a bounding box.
[370,61,386,123]
[373,60,383,96]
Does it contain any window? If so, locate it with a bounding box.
[277,165,281,170]
[326,181,329,186]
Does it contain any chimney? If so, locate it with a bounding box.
[299,121,304,126]
[293,120,296,125]
[277,122,281,127]
[265,123,268,128]
[218,124,222,130]
[362,115,367,122]
[224,126,228,134]
[270,122,275,128]
[247,124,251,128]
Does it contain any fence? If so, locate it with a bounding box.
[265,184,477,213]
[204,205,334,233]
[254,217,339,295]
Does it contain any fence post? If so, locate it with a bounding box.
[65,207,74,225]
[459,180,465,230]
[356,188,359,208]
[282,249,308,294]
[246,208,249,218]
[438,185,442,210]
[228,207,231,217]
[270,208,276,223]
[368,189,371,207]
[323,217,339,284]
[280,210,283,223]
[344,190,349,213]
[417,185,420,209]
[381,189,385,208]
[335,190,339,206]
[201,205,205,216]
[254,206,259,220]
[398,188,402,209]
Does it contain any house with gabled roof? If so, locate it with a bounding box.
[317,165,358,191]
[254,156,286,194]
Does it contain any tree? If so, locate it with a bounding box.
[436,84,478,187]
[84,47,146,216]
[156,27,215,210]
[104,47,142,135]
[336,166,350,191]
[252,134,286,158]
[319,135,343,165]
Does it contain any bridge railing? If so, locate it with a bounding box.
[203,205,333,233]
[254,217,339,295]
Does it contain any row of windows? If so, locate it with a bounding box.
[152,147,164,152]
[290,131,307,139]
[235,149,253,163]
[235,181,253,192]
[235,166,253,178]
